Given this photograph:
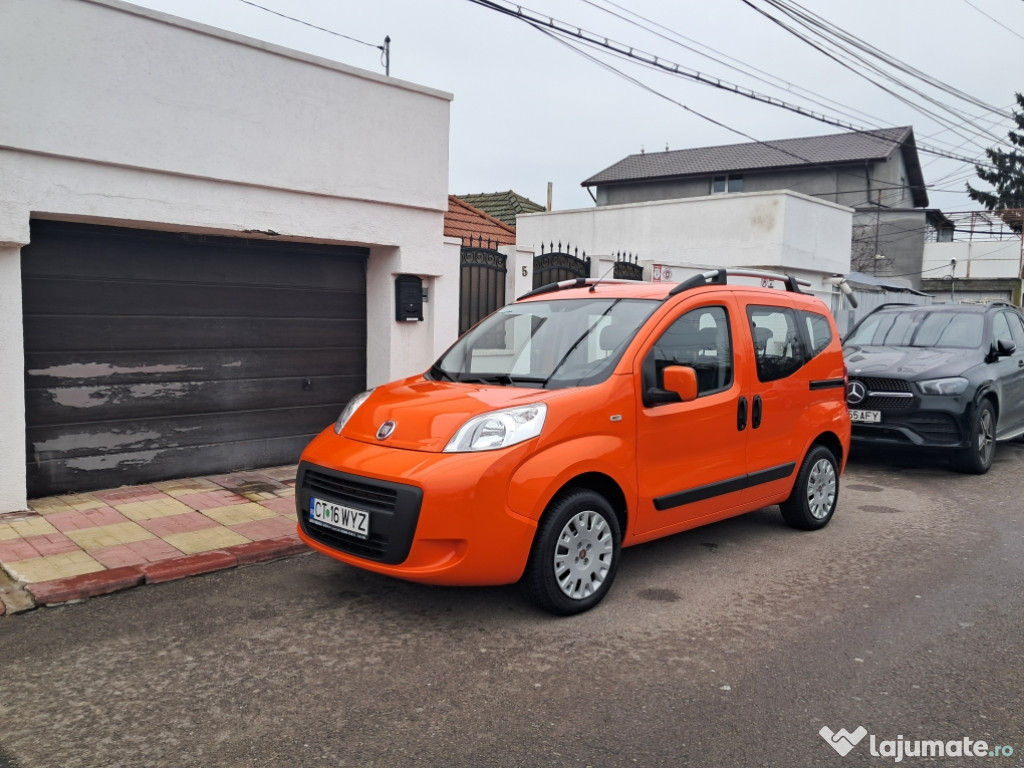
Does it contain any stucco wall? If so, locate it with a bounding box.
[0,0,455,509]
[517,191,852,293]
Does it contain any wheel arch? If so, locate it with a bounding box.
[548,472,628,536]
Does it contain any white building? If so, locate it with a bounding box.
[516,191,854,299]
[0,0,458,507]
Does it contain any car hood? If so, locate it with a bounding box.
[341,375,564,452]
[843,344,983,380]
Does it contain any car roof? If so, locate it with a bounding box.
[871,302,1017,314]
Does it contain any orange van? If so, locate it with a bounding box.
[297,269,851,614]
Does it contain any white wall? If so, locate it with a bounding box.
[0,0,455,509]
[923,240,1024,281]
[516,191,852,293]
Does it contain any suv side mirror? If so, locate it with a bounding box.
[663,365,698,402]
[997,338,1016,357]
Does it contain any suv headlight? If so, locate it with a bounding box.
[444,404,547,453]
[333,389,374,434]
[917,377,968,396]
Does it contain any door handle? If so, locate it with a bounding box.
[737,396,748,431]
[752,394,763,429]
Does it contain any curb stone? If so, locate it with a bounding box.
[10,536,310,610]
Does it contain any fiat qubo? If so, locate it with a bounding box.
[297,269,851,614]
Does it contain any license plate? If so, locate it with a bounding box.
[309,497,370,539]
[849,409,881,423]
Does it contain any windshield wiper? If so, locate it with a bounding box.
[429,364,456,382]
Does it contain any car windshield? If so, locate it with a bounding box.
[431,297,658,389]
[846,310,985,349]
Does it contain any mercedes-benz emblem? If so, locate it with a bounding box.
[847,380,867,406]
[376,420,396,440]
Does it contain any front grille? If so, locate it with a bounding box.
[851,376,914,412]
[864,395,914,411]
[304,469,399,510]
[859,377,912,393]
[297,463,422,565]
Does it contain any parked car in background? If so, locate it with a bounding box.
[296,269,850,615]
[843,301,1024,473]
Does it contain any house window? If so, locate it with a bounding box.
[711,175,743,194]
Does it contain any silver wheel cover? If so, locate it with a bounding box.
[806,458,837,519]
[553,510,614,599]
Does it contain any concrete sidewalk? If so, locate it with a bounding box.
[0,466,308,615]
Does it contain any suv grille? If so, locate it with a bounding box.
[851,377,914,411]
[297,463,422,565]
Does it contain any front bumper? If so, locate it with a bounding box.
[295,432,539,586]
[850,403,972,450]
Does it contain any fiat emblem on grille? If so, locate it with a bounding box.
[376,420,396,440]
[847,380,867,406]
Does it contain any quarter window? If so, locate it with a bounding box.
[802,310,833,356]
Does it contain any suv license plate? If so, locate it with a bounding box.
[309,497,370,539]
[849,409,881,423]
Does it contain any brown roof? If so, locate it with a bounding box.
[455,191,545,228]
[583,126,928,207]
[444,195,516,246]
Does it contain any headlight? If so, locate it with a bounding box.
[917,377,968,396]
[333,389,374,434]
[444,404,547,453]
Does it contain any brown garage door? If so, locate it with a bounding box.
[22,220,368,497]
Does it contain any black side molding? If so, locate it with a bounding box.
[654,462,796,511]
[810,378,847,391]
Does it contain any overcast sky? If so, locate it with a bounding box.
[126,0,1023,213]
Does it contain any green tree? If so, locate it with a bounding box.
[967,92,1024,233]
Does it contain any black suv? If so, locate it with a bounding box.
[843,301,1024,473]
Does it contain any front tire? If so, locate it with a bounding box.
[780,445,839,530]
[955,400,995,475]
[521,488,621,616]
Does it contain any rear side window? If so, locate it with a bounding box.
[748,306,807,382]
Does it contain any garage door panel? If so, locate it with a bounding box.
[24,225,366,290]
[24,277,367,320]
[23,220,369,497]
[24,315,367,352]
[26,374,363,426]
[28,435,317,498]
[28,406,341,463]
[25,348,364,386]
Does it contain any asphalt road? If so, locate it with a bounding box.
[1,442,1022,768]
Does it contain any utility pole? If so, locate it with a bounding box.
[383,36,390,76]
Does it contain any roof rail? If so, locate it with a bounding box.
[517,277,634,300]
[667,268,810,298]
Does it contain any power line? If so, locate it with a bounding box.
[464,0,994,168]
[235,0,384,50]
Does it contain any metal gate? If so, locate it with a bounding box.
[459,236,507,334]
[613,252,643,281]
[533,242,591,288]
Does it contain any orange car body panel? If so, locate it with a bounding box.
[296,280,851,587]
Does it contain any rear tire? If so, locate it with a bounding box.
[521,488,621,616]
[780,445,839,530]
[954,400,995,475]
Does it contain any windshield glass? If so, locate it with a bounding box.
[846,310,985,349]
[431,298,657,388]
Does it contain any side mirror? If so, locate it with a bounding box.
[663,365,698,402]
[997,338,1016,357]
